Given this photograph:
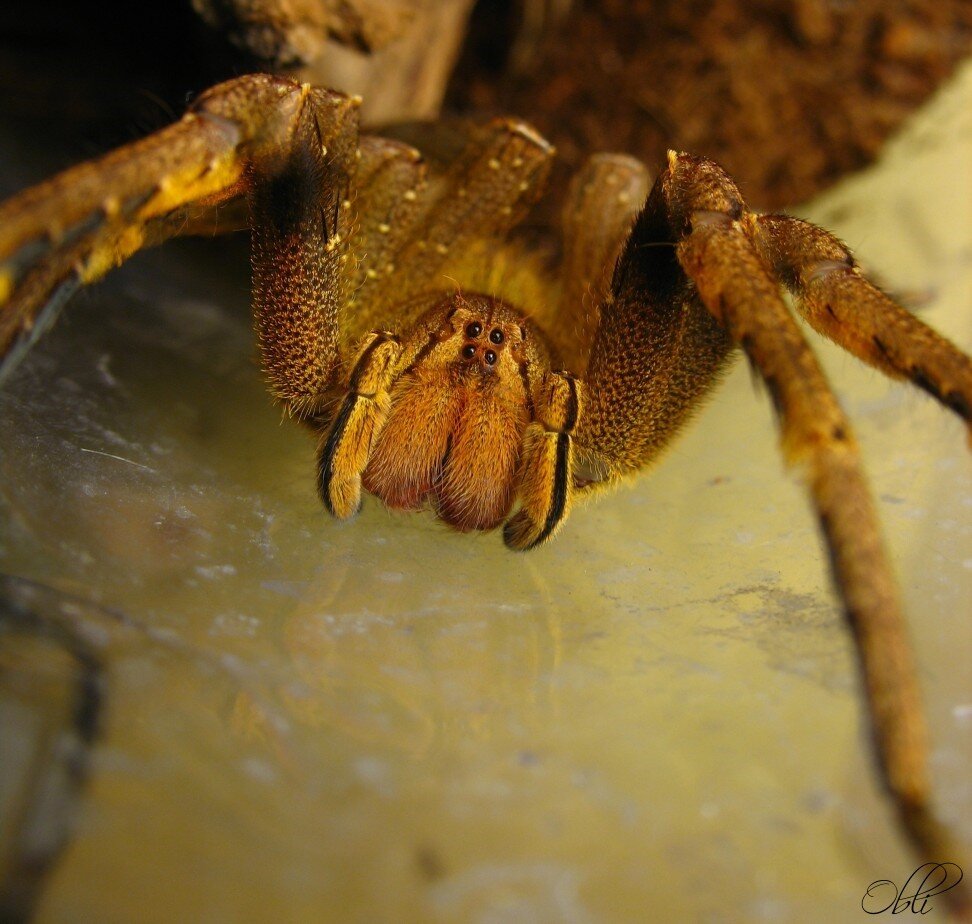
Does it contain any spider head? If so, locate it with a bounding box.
[359,293,549,532]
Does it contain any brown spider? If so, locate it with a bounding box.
[0,73,970,912]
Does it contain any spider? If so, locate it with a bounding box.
[0,73,970,913]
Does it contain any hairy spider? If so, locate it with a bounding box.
[0,74,969,912]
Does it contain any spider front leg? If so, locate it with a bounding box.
[572,164,736,482]
[748,213,972,435]
[232,80,360,414]
[571,149,969,912]
[0,74,360,399]
[658,152,970,909]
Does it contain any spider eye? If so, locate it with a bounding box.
[461,344,477,359]
[465,322,483,338]
[489,328,504,344]
[484,350,497,365]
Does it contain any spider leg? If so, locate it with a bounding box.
[749,213,972,433]
[0,104,239,380]
[554,153,649,372]
[533,153,736,541]
[573,164,736,482]
[666,152,969,895]
[244,81,360,413]
[0,74,361,410]
[345,135,430,335]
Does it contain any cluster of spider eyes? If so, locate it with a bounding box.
[461,321,505,366]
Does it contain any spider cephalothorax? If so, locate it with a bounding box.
[0,74,970,912]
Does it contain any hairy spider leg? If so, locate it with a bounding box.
[245,78,361,413]
[664,152,969,913]
[573,160,737,483]
[317,330,402,518]
[0,74,338,387]
[503,369,582,549]
[554,153,650,373]
[344,135,430,336]
[750,213,972,435]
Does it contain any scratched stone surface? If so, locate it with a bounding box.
[0,64,970,924]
